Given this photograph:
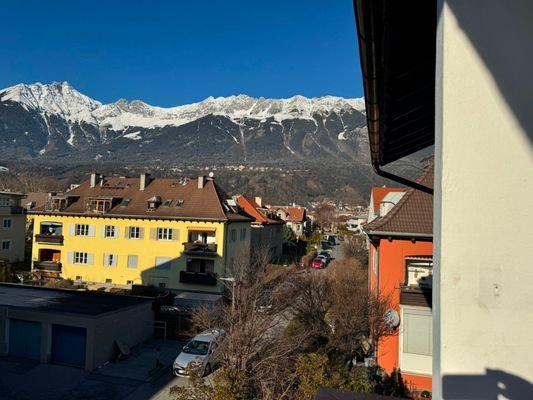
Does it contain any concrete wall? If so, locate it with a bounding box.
[90,302,153,369]
[250,224,283,262]
[434,1,533,398]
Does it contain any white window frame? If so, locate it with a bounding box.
[129,226,140,239]
[74,252,88,264]
[155,256,172,270]
[104,225,116,238]
[3,218,12,230]
[127,255,138,269]
[104,253,117,267]
[157,227,172,241]
[75,224,89,236]
[1,240,11,251]
[399,306,433,375]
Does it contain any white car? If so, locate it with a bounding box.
[173,329,224,377]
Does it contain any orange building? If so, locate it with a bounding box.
[364,164,434,395]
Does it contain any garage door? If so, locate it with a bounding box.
[51,324,87,368]
[9,319,42,360]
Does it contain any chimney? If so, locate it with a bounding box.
[90,173,98,188]
[255,197,262,207]
[198,176,205,189]
[140,173,151,191]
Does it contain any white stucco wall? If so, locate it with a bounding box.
[434,1,533,398]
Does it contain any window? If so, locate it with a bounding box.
[75,224,89,236]
[159,282,166,288]
[163,199,172,207]
[129,226,141,239]
[175,200,184,208]
[104,254,117,267]
[1,240,11,251]
[104,225,117,238]
[401,307,432,374]
[0,197,12,206]
[75,275,83,281]
[127,280,134,285]
[240,228,246,241]
[230,229,236,242]
[3,218,12,229]
[186,259,214,274]
[74,252,88,264]
[157,228,172,241]
[155,256,171,270]
[127,255,138,269]
[405,258,433,288]
[105,278,112,283]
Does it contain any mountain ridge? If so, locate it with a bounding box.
[0,81,369,163]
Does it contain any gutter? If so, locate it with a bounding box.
[365,230,433,240]
[373,162,434,195]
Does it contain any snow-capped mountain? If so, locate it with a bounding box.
[0,81,368,163]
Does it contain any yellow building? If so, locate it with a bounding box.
[30,174,251,293]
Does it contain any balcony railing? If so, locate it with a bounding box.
[35,234,64,245]
[179,271,217,286]
[183,242,218,256]
[33,261,62,272]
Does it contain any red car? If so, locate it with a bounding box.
[311,257,326,269]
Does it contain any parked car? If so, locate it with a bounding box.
[311,257,326,269]
[316,254,329,265]
[319,250,331,262]
[173,329,225,377]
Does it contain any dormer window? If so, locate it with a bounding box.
[175,200,184,208]
[147,196,162,211]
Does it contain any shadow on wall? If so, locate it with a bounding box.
[445,0,533,146]
[443,369,533,399]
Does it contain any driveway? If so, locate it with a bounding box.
[0,339,190,400]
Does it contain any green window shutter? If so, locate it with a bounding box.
[69,224,76,236]
[138,227,144,239]
[114,226,119,238]
[88,225,96,237]
[67,252,74,264]
[87,253,94,265]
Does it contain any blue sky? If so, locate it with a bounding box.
[1,0,362,106]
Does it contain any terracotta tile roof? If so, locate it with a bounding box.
[371,187,406,212]
[364,163,434,236]
[271,206,307,222]
[30,175,252,222]
[235,196,283,225]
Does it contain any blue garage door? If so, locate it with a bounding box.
[9,319,42,360]
[51,324,87,368]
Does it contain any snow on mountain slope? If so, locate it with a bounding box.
[0,81,101,123]
[0,82,365,130]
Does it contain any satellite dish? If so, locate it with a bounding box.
[208,171,215,178]
[383,309,400,329]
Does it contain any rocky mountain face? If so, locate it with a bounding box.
[0,82,369,164]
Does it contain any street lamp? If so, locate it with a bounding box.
[218,276,236,312]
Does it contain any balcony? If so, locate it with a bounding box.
[179,271,217,286]
[35,234,64,245]
[400,285,432,308]
[183,242,218,256]
[33,261,62,272]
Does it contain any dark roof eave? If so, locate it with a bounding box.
[366,230,433,240]
[29,210,232,223]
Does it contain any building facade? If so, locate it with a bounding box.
[0,191,26,263]
[235,195,284,262]
[364,165,434,394]
[30,174,251,293]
